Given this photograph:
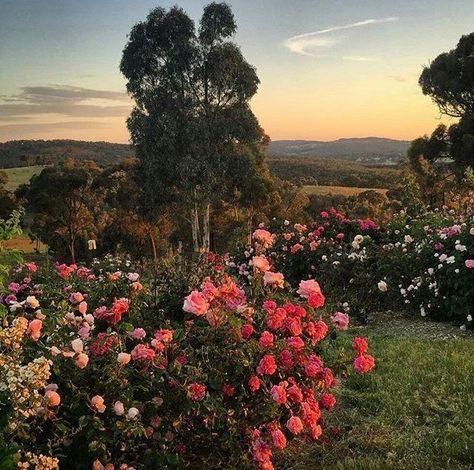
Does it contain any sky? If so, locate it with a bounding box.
[1,0,473,143]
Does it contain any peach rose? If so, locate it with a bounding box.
[183,291,209,316]
[252,255,271,272]
[263,271,285,288]
[45,390,61,407]
[117,352,131,365]
[75,352,89,369]
[91,395,106,413]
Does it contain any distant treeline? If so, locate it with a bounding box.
[268,154,402,188]
[0,140,134,168]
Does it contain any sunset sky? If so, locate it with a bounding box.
[1,0,473,143]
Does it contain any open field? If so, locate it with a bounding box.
[3,165,45,191]
[281,314,474,470]
[303,185,388,197]
[3,233,46,253]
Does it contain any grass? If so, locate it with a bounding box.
[302,185,388,197]
[280,316,474,469]
[3,165,45,191]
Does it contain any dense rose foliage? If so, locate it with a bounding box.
[0,254,375,469]
[229,207,474,328]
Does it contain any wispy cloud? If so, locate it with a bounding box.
[0,85,130,119]
[343,56,379,62]
[284,17,399,58]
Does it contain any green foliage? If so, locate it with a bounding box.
[419,32,474,118]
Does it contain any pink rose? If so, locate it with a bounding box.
[331,311,350,330]
[465,259,474,268]
[297,279,322,299]
[259,331,274,348]
[270,384,287,405]
[354,354,376,373]
[183,291,209,316]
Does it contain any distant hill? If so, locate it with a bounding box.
[0,137,410,169]
[0,139,133,168]
[268,137,410,164]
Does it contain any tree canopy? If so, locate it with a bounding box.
[120,2,269,250]
[419,32,474,118]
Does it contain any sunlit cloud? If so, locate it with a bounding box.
[284,17,399,57]
[343,56,379,62]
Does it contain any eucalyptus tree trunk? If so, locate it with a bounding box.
[191,203,200,252]
[201,203,210,252]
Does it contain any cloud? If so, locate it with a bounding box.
[284,17,399,57]
[0,121,110,141]
[343,56,379,62]
[0,85,131,119]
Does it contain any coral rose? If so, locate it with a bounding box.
[286,416,304,435]
[297,279,322,299]
[354,354,376,373]
[256,354,277,375]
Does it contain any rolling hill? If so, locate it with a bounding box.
[268,137,410,164]
[0,139,133,168]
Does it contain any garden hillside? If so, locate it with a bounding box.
[2,2,474,469]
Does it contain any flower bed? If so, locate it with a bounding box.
[0,257,374,469]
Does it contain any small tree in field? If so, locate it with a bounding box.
[19,161,100,263]
[120,2,267,252]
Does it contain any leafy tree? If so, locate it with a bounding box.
[0,171,17,219]
[120,2,267,252]
[19,161,101,263]
[419,32,474,118]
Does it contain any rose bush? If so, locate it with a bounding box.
[229,206,474,327]
[0,254,374,469]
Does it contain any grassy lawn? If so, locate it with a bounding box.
[281,315,474,469]
[3,165,45,191]
[303,185,388,197]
